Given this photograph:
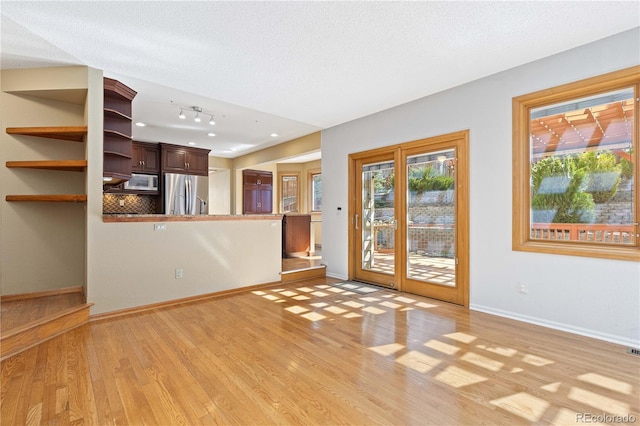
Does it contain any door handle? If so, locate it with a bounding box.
[355,214,359,230]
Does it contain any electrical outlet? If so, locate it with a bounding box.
[175,268,184,279]
[154,224,166,231]
[519,282,528,294]
[119,199,125,207]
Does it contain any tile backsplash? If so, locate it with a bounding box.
[103,194,156,214]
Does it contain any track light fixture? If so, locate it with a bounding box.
[177,106,216,125]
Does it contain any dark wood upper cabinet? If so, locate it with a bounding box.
[103,78,136,183]
[132,141,159,174]
[160,144,210,176]
[243,169,273,214]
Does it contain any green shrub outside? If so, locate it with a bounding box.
[408,166,454,192]
[576,152,621,203]
[531,157,595,223]
[531,151,627,223]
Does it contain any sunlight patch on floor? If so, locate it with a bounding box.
[476,344,518,357]
[292,295,310,301]
[424,339,460,355]
[394,296,416,304]
[415,302,437,309]
[578,373,633,395]
[362,306,386,315]
[540,382,561,392]
[443,332,476,344]
[324,306,348,315]
[285,305,308,314]
[490,392,549,422]
[369,343,405,356]
[568,387,630,416]
[301,312,326,321]
[460,352,504,372]
[263,294,281,301]
[435,365,487,388]
[396,350,441,374]
[522,354,554,367]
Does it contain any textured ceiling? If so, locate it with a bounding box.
[1,1,638,158]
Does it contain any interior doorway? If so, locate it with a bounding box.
[348,131,469,306]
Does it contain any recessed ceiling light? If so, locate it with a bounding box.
[135,122,146,127]
[188,142,196,146]
[271,133,278,137]
[207,132,216,137]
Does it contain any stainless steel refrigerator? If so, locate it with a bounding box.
[164,173,208,215]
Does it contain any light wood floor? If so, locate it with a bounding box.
[1,292,85,333]
[2,277,638,425]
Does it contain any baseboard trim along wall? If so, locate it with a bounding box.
[470,303,639,349]
[0,286,84,302]
[90,281,283,322]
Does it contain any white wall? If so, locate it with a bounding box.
[321,28,640,347]
[209,169,231,214]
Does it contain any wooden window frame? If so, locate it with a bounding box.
[512,66,640,262]
[278,172,300,213]
[308,169,322,213]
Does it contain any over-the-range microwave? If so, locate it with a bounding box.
[123,173,159,192]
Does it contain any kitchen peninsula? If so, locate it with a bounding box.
[91,213,283,315]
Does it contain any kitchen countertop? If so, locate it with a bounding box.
[102,214,283,223]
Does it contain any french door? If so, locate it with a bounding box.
[349,131,469,306]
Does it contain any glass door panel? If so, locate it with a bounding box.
[353,153,398,288]
[406,149,456,286]
[361,160,396,276]
[350,131,468,305]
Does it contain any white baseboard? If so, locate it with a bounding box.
[470,304,639,349]
[326,272,348,280]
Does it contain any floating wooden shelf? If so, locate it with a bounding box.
[104,129,131,140]
[104,108,132,121]
[103,172,132,184]
[6,126,87,142]
[104,150,133,159]
[6,160,87,172]
[5,194,87,203]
